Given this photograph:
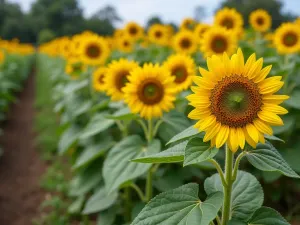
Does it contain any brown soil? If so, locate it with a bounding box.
[0,74,47,225]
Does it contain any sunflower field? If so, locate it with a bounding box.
[17,7,300,225]
[0,40,34,156]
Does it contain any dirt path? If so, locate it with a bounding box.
[0,74,46,225]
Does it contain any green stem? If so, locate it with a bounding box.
[221,144,234,225]
[232,151,246,181]
[137,119,148,139]
[124,187,132,222]
[152,119,163,138]
[147,118,153,143]
[208,159,227,187]
[130,183,146,202]
[145,166,153,202]
[216,215,222,225]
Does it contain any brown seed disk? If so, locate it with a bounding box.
[86,43,101,58]
[282,32,298,47]
[115,70,130,91]
[180,38,192,49]
[171,65,188,83]
[210,75,262,127]
[211,35,228,53]
[137,78,164,105]
[221,18,234,29]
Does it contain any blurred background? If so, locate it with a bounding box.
[1,0,299,44]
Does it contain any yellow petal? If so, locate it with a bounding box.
[193,76,215,89]
[195,115,216,131]
[253,119,273,135]
[228,128,239,152]
[253,65,272,83]
[263,94,289,104]
[262,103,288,115]
[259,76,284,95]
[258,111,284,126]
[247,58,263,80]
[236,127,245,149]
[243,127,257,148]
[203,122,221,142]
[258,132,265,144]
[216,125,230,148]
[243,53,256,76]
[246,123,259,143]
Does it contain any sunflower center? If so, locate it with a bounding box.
[256,17,264,25]
[72,63,82,71]
[124,41,129,47]
[98,74,105,84]
[221,18,234,29]
[129,26,138,35]
[172,65,188,83]
[86,44,101,58]
[138,79,164,105]
[283,32,298,47]
[211,36,228,53]
[180,38,191,49]
[116,70,130,91]
[155,31,162,38]
[210,75,262,128]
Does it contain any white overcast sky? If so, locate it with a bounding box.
[8,0,300,27]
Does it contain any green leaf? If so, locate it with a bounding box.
[80,113,115,139]
[285,90,300,109]
[132,140,187,163]
[166,125,200,145]
[106,107,138,120]
[264,134,284,143]
[273,115,295,135]
[132,183,223,225]
[82,187,118,214]
[68,196,85,214]
[73,139,115,170]
[247,207,290,225]
[63,80,88,94]
[97,209,116,225]
[205,171,264,221]
[103,135,161,192]
[58,125,81,155]
[245,143,300,178]
[183,137,218,166]
[158,111,191,143]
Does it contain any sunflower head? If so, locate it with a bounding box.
[80,35,110,66]
[250,9,272,32]
[173,30,197,55]
[180,18,196,30]
[124,22,144,41]
[123,64,176,119]
[105,59,139,101]
[200,26,237,58]
[163,54,196,92]
[65,59,86,79]
[215,8,243,31]
[274,22,300,54]
[93,67,107,92]
[187,48,289,152]
[117,35,134,53]
[194,24,211,40]
[0,50,5,63]
[148,24,170,46]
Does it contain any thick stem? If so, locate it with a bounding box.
[124,187,132,222]
[221,145,234,225]
[147,118,153,143]
[145,167,153,202]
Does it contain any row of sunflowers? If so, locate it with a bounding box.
[37,7,300,225]
[0,40,34,156]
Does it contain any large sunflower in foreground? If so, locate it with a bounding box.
[200,26,237,58]
[187,49,289,152]
[93,67,107,92]
[79,35,110,66]
[123,64,176,119]
[274,22,300,54]
[250,9,272,32]
[124,22,144,41]
[105,59,139,101]
[163,54,196,92]
[173,30,197,55]
[148,24,170,46]
[214,8,243,31]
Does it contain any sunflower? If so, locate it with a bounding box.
[65,60,86,79]
[123,64,176,119]
[250,9,272,32]
[173,30,197,55]
[93,67,107,92]
[200,26,237,58]
[79,35,110,66]
[148,24,170,46]
[105,59,139,101]
[214,8,243,32]
[273,23,300,54]
[194,24,210,40]
[0,50,5,63]
[124,22,144,41]
[187,49,289,152]
[163,54,196,92]
[180,18,196,30]
[117,35,134,53]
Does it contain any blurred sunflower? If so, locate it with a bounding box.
[200,26,237,58]
[173,30,197,55]
[250,9,272,32]
[80,35,110,65]
[0,50,5,63]
[148,24,170,46]
[187,49,288,152]
[105,59,139,101]
[117,35,134,53]
[163,54,196,92]
[65,61,86,79]
[194,24,210,40]
[124,22,144,41]
[214,8,243,32]
[180,18,197,30]
[93,67,107,92]
[123,64,176,119]
[274,22,300,54]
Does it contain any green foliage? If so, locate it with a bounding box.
[38,29,56,44]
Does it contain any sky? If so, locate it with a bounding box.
[8,0,300,27]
